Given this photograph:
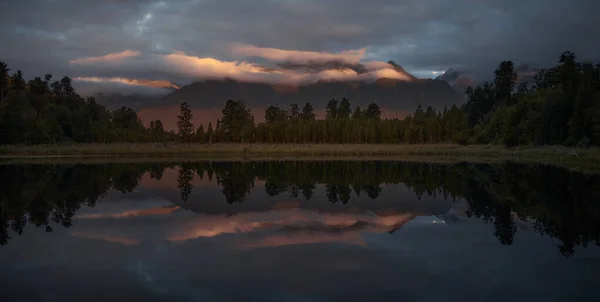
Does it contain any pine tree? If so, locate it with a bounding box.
[206,122,214,144]
[196,124,205,143]
[300,102,316,120]
[325,99,338,120]
[177,102,194,143]
[338,98,351,119]
[364,103,381,119]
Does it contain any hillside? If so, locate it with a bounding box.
[158,77,463,109]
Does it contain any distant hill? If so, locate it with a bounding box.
[158,76,463,110]
[92,92,163,110]
[92,63,464,129]
[435,65,539,93]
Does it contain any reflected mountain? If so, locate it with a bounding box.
[1,161,599,257]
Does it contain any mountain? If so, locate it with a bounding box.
[435,68,478,93]
[157,77,462,110]
[436,64,539,93]
[136,64,465,129]
[92,92,164,110]
[387,61,419,81]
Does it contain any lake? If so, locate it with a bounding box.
[0,160,599,301]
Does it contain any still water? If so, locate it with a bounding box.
[0,161,599,301]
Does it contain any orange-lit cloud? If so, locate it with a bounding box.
[75,205,180,219]
[69,47,417,90]
[67,206,424,248]
[69,50,141,65]
[231,43,367,65]
[167,210,418,243]
[73,76,180,89]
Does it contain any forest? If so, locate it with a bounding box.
[1,51,599,147]
[1,161,599,256]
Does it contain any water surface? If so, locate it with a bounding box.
[0,161,599,301]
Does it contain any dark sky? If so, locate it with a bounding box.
[1,0,599,94]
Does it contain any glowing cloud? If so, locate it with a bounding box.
[231,44,368,65]
[69,50,141,65]
[73,77,179,89]
[69,47,417,90]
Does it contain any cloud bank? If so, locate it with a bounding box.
[70,46,414,93]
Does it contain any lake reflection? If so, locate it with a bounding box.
[0,161,599,301]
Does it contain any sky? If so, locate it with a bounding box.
[1,0,600,94]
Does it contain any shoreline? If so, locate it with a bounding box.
[0,143,599,170]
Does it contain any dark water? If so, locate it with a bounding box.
[0,161,599,302]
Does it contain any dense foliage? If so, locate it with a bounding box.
[1,50,599,146]
[0,62,165,144]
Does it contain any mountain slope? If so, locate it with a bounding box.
[158,77,463,110]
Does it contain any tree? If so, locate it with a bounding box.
[206,122,214,144]
[177,102,194,143]
[0,62,10,104]
[325,99,338,120]
[195,124,206,143]
[289,104,300,120]
[220,100,253,142]
[10,70,26,92]
[300,102,316,120]
[364,103,381,119]
[149,120,165,141]
[265,105,287,124]
[352,106,362,119]
[494,61,517,101]
[338,98,351,119]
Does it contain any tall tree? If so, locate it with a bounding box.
[265,105,288,124]
[177,102,194,143]
[195,124,206,143]
[10,70,26,92]
[149,120,165,141]
[493,61,517,101]
[325,99,338,120]
[220,100,253,142]
[289,104,300,120]
[364,103,381,119]
[206,122,214,144]
[338,98,351,119]
[352,106,362,119]
[300,102,316,120]
[0,62,10,104]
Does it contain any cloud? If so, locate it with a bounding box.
[68,48,416,92]
[231,43,368,66]
[69,50,142,65]
[73,76,180,89]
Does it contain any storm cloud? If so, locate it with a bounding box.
[1,0,599,94]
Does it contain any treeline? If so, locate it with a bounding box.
[0,62,175,144]
[1,50,599,146]
[2,161,599,255]
[182,98,468,144]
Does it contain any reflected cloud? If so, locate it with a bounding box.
[72,206,419,248]
[69,231,140,245]
[75,204,180,219]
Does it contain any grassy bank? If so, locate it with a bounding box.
[0,143,598,165]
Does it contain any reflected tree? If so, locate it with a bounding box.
[177,164,194,202]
